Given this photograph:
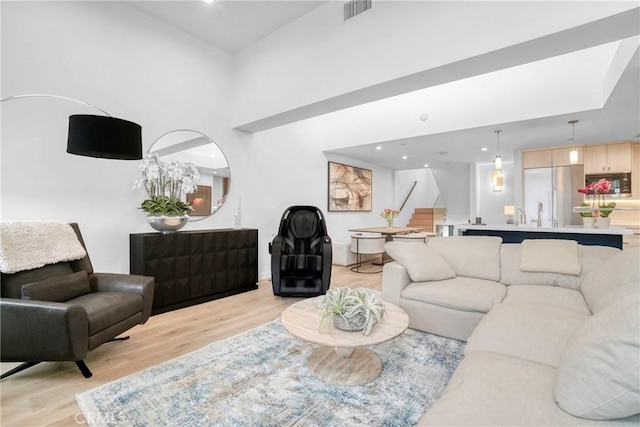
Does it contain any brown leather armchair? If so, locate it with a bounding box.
[0,224,154,379]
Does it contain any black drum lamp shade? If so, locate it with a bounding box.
[67,114,143,160]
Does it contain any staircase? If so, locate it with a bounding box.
[407,208,446,233]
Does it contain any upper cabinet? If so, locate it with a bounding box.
[552,147,583,167]
[584,143,632,174]
[523,147,583,168]
[522,150,552,169]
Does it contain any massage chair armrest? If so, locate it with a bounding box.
[90,273,154,322]
[0,298,88,361]
[268,236,284,255]
[381,261,412,306]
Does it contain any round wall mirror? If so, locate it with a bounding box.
[148,129,230,219]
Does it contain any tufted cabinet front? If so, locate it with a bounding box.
[130,228,258,315]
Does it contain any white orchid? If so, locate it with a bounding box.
[133,153,200,200]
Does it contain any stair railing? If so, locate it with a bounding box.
[398,181,417,212]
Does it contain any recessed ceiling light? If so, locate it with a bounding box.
[423,164,429,168]
[376,146,382,150]
[204,0,214,3]
[402,155,408,160]
[481,147,488,151]
[419,113,429,121]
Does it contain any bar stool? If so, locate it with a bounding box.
[350,234,386,273]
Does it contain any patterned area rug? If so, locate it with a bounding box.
[77,320,465,426]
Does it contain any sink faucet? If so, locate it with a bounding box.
[536,202,543,227]
[516,208,525,227]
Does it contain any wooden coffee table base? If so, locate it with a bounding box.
[307,346,383,386]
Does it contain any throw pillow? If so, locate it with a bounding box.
[21,270,91,302]
[520,239,582,276]
[554,293,640,420]
[427,236,502,281]
[384,241,456,282]
[580,247,640,313]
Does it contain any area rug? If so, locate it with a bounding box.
[77,320,465,427]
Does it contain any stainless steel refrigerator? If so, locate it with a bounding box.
[524,165,584,228]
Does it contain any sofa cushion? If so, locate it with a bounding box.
[503,285,590,315]
[499,244,619,290]
[580,247,640,314]
[520,239,582,276]
[427,236,502,281]
[21,270,91,302]
[419,351,640,426]
[70,292,143,335]
[554,294,640,420]
[402,277,506,313]
[465,303,587,367]
[384,242,456,282]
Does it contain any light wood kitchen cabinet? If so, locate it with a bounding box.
[552,147,583,167]
[523,150,552,169]
[584,143,632,173]
[523,147,584,168]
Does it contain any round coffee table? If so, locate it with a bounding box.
[281,296,409,386]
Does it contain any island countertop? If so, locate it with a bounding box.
[454,224,634,236]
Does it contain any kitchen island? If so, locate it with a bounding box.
[454,224,633,249]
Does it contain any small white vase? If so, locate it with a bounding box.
[582,217,595,229]
[597,217,610,229]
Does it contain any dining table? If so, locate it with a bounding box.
[348,226,424,242]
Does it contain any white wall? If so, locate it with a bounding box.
[430,163,472,223]
[0,1,399,279]
[475,162,515,225]
[1,2,238,273]
[239,118,396,276]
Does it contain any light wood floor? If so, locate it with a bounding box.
[0,265,381,426]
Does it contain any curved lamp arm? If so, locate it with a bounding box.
[1,93,112,117]
[1,93,142,160]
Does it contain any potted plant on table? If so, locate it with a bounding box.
[133,153,200,233]
[578,179,616,229]
[576,201,594,229]
[593,179,616,229]
[380,208,399,229]
[315,287,386,335]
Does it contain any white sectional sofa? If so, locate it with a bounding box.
[382,236,640,426]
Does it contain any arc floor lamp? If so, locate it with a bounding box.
[1,94,142,160]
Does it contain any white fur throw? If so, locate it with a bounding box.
[0,221,87,274]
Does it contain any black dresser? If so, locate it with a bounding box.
[130,228,258,315]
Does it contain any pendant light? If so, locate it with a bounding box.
[494,130,502,170]
[568,120,579,164]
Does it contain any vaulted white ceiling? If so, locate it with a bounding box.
[125,1,326,53]
[128,1,640,171]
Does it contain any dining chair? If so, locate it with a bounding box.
[393,232,434,244]
[350,234,386,273]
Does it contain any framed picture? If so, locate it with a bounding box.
[328,161,372,212]
[187,185,212,216]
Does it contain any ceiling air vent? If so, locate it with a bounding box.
[344,0,372,21]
